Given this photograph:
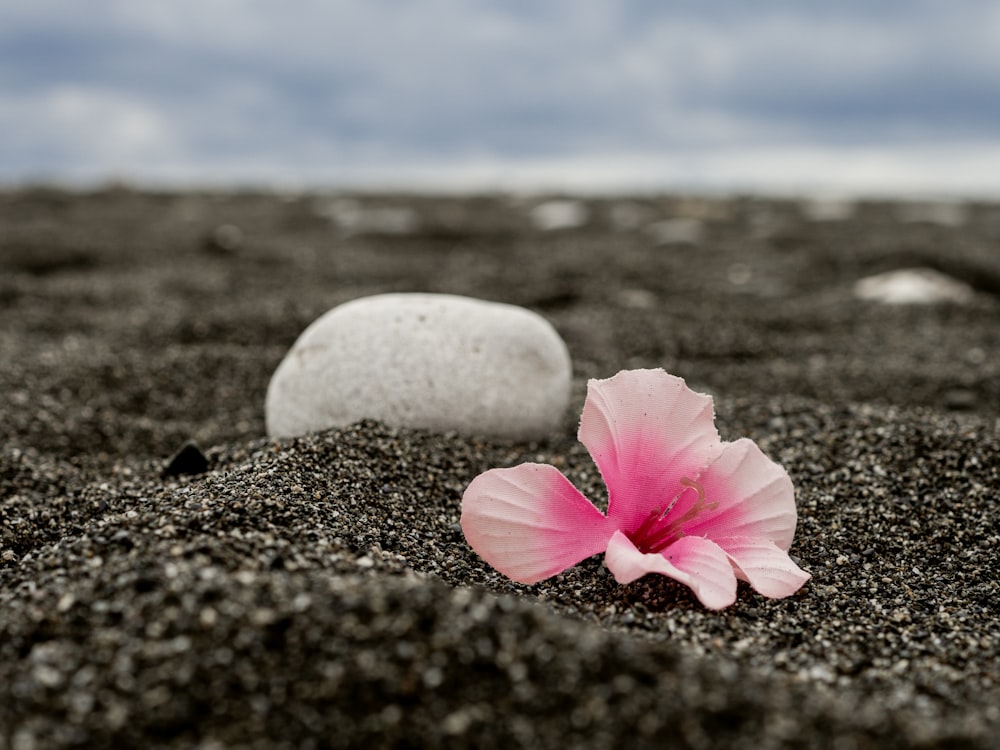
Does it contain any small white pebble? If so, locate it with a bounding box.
[266,293,572,441]
[530,200,588,231]
[199,607,218,628]
[854,268,973,305]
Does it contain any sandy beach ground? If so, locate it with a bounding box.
[2,188,999,748]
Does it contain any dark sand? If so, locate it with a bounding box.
[2,188,999,748]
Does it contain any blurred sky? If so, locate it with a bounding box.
[2,0,1000,195]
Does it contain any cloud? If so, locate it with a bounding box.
[1,0,999,193]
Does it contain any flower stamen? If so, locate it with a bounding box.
[631,476,716,553]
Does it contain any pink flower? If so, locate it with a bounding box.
[461,368,810,610]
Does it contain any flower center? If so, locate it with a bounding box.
[628,477,716,554]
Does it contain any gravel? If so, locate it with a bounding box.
[2,188,999,748]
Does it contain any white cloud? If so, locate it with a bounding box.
[1,0,999,193]
[0,86,178,178]
[47,88,169,154]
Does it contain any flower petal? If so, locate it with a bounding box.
[461,463,612,584]
[604,530,737,610]
[716,537,811,599]
[683,438,798,551]
[579,369,722,532]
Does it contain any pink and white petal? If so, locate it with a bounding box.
[683,438,798,551]
[716,536,811,599]
[461,464,613,585]
[604,531,737,610]
[579,369,723,532]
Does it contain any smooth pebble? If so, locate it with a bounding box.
[853,267,974,305]
[530,200,588,231]
[266,293,572,440]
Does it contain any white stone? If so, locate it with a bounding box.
[530,199,588,231]
[315,198,419,235]
[853,267,974,305]
[265,293,572,440]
